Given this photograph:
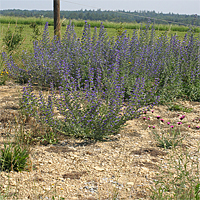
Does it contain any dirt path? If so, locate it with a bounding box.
[0,82,200,200]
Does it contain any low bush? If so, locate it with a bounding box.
[2,24,24,52]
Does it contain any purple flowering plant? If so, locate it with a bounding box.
[3,21,200,140]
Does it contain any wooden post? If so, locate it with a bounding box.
[54,0,61,39]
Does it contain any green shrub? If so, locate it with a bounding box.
[168,103,193,113]
[3,25,24,52]
[29,22,42,41]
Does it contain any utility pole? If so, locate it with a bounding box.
[54,0,61,39]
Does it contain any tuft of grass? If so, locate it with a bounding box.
[0,142,29,172]
[149,145,200,200]
[152,128,183,149]
[168,103,193,113]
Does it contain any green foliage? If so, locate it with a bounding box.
[168,103,193,113]
[3,25,24,52]
[152,128,183,149]
[0,69,9,85]
[29,22,42,41]
[195,183,200,200]
[116,22,124,36]
[40,129,58,146]
[150,147,200,199]
[0,143,29,172]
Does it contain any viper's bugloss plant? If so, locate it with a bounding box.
[21,70,159,140]
[3,21,200,101]
[2,21,200,139]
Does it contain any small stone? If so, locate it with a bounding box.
[127,182,134,186]
[94,166,104,171]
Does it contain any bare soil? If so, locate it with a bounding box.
[0,81,200,200]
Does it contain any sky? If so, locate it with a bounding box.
[0,0,200,15]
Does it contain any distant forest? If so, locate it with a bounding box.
[0,9,199,26]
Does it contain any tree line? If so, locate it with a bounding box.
[0,9,199,26]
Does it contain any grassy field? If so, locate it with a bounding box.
[1,15,200,32]
[0,23,197,53]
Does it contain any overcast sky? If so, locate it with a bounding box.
[0,0,200,15]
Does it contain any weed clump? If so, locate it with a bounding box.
[0,143,29,172]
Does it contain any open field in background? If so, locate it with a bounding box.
[1,24,198,53]
[1,15,200,33]
[0,16,199,53]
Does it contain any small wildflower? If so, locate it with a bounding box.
[177,122,182,125]
[170,125,174,128]
[167,122,170,125]
[143,111,147,114]
[148,125,151,128]
[128,62,131,64]
[147,117,150,120]
[152,126,155,129]
[143,117,146,120]
[152,110,154,113]
[160,119,164,122]
[188,125,191,128]
[196,126,200,129]
[180,115,185,120]
[156,116,160,119]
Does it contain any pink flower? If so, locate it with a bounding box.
[152,110,154,113]
[196,126,200,129]
[147,117,150,120]
[177,122,182,125]
[143,117,146,120]
[160,119,164,122]
[152,126,155,129]
[180,115,186,120]
[188,125,191,128]
[157,116,160,119]
[170,126,174,128]
[148,125,151,128]
[167,122,170,125]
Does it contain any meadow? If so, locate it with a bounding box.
[0,17,200,199]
